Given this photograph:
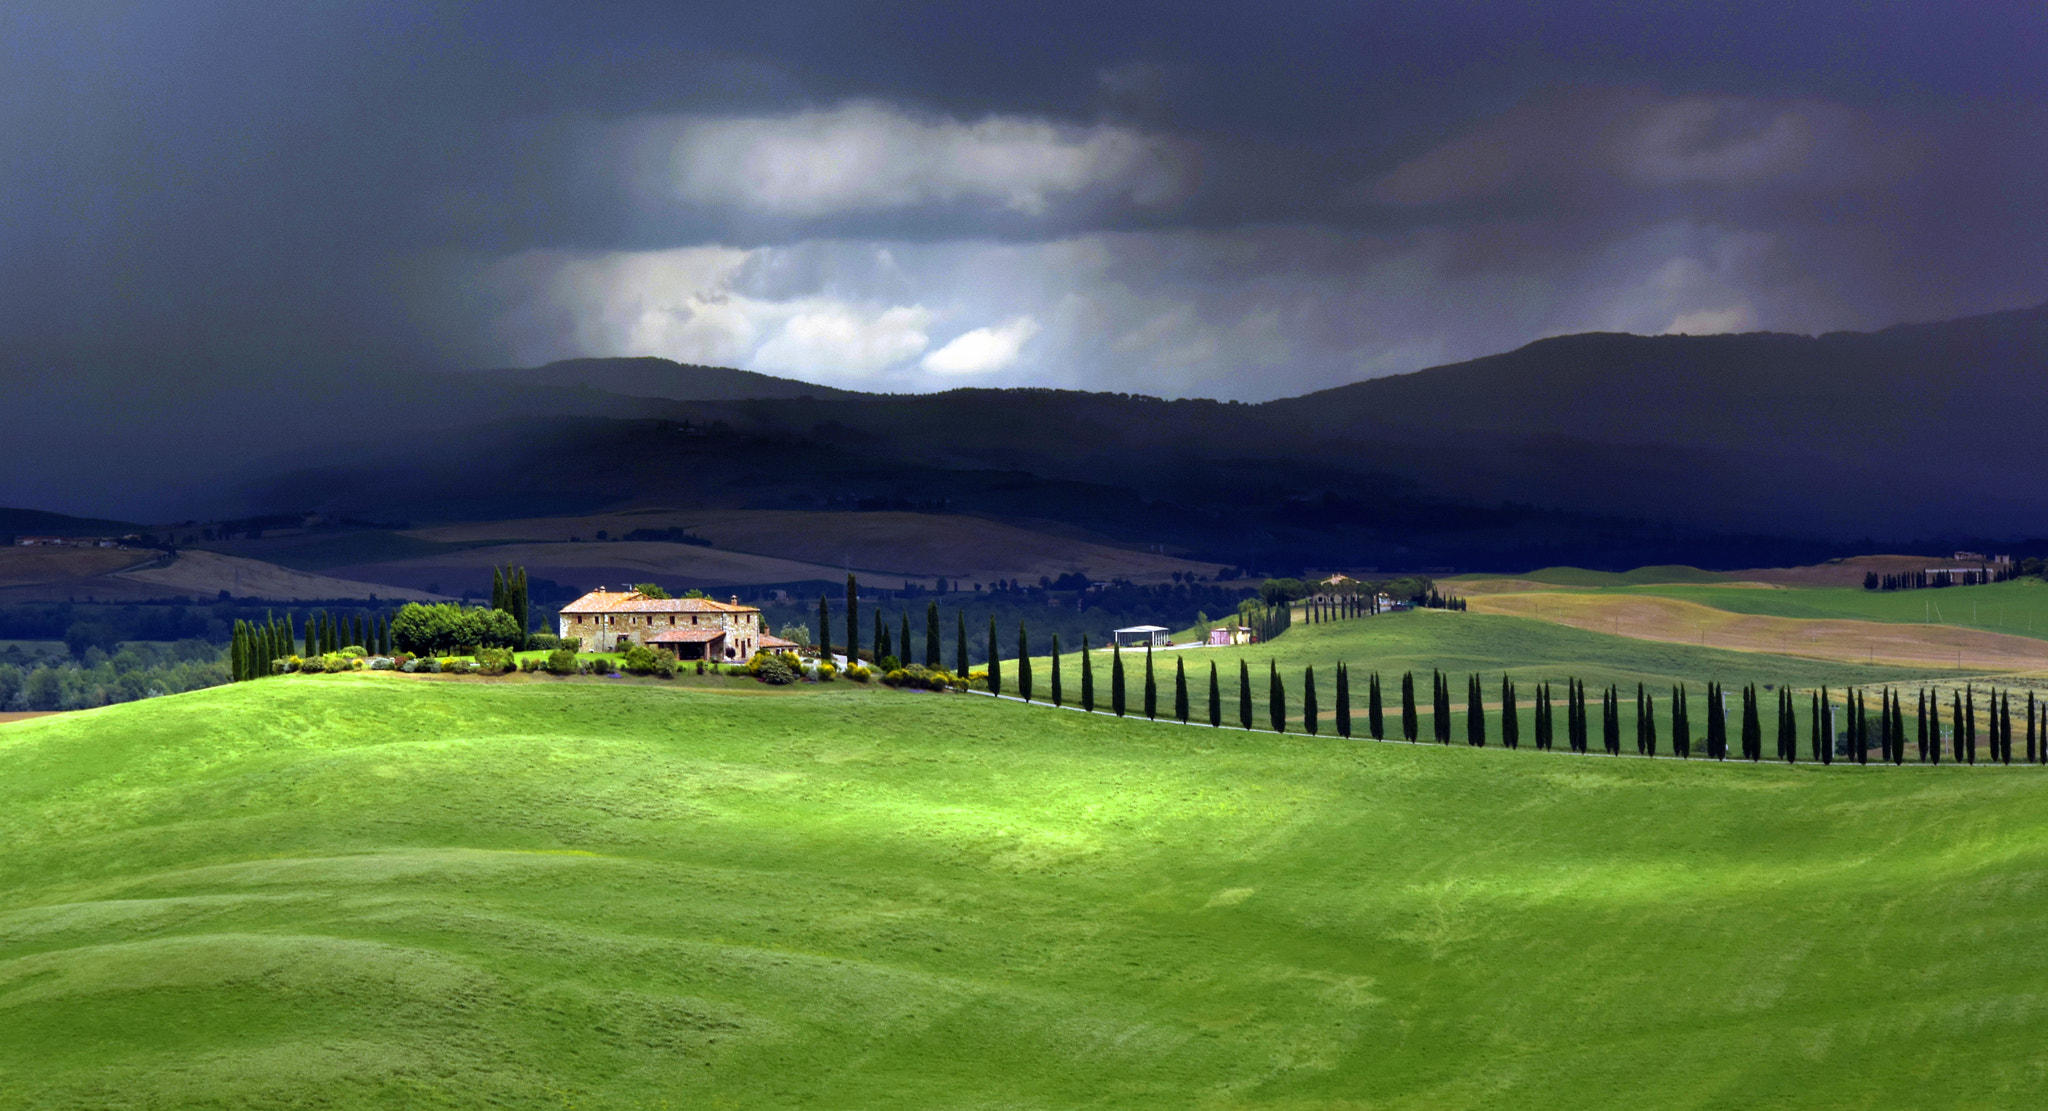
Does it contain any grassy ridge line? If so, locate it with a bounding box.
[6,679,2048,1107]
[1609,578,2048,639]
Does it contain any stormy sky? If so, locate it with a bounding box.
[5,0,2046,413]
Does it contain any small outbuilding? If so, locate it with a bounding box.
[1112,624,1171,648]
[1207,625,1252,646]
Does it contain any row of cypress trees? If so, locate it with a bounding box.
[489,566,530,648]
[228,609,395,681]
[987,651,2048,772]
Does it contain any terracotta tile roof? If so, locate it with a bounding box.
[757,633,801,649]
[559,589,757,615]
[649,628,726,643]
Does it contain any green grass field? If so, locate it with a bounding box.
[6,670,2048,1108]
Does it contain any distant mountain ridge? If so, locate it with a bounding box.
[462,357,862,403]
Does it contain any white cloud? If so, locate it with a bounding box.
[1665,304,1759,335]
[624,100,1194,217]
[753,302,932,375]
[921,315,1041,375]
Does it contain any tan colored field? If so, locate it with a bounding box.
[1469,591,2048,671]
[1733,554,1949,587]
[405,509,1219,584]
[339,540,909,593]
[0,547,152,587]
[116,550,446,602]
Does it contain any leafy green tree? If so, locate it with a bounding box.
[390,603,521,655]
[632,582,671,599]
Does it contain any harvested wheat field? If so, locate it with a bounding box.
[1468,591,2048,671]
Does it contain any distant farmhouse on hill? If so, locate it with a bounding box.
[558,587,799,660]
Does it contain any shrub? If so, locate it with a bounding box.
[816,661,838,682]
[527,633,561,651]
[620,644,679,677]
[442,658,474,675]
[319,652,353,672]
[475,647,517,676]
[882,665,958,691]
[369,656,395,670]
[544,648,579,675]
[390,603,521,655]
[878,655,902,672]
[755,656,797,685]
[557,636,581,652]
[400,658,420,673]
[297,656,325,674]
[844,664,872,683]
[339,645,366,659]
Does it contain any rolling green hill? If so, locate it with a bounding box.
[7,674,2048,1107]
[1609,578,2048,640]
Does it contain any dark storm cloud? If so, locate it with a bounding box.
[3,1,2046,514]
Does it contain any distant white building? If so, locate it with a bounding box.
[1112,624,1171,648]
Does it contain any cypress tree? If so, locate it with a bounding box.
[1080,636,1094,712]
[1779,689,1797,763]
[876,611,889,664]
[925,603,940,667]
[2029,692,2038,765]
[1269,660,1286,733]
[1466,673,1484,746]
[845,574,859,667]
[1917,688,1929,763]
[1335,662,1351,739]
[1400,671,1417,741]
[1570,679,1586,753]
[304,612,316,657]
[2001,691,2013,765]
[1965,687,1976,765]
[1537,682,1554,751]
[492,567,505,614]
[515,568,530,648]
[1110,643,1125,716]
[1742,684,1761,762]
[382,613,393,656]
[1707,682,1727,760]
[1891,689,1905,766]
[1018,622,1032,703]
[1856,690,1870,765]
[1604,685,1621,756]
[1950,690,1963,763]
[1671,683,1689,759]
[1644,689,1659,757]
[902,612,914,668]
[1368,672,1384,739]
[1208,661,1221,727]
[1050,634,1063,706]
[987,616,1000,695]
[817,595,831,655]
[957,611,968,678]
[1635,684,1648,755]
[1174,657,1189,724]
[1142,644,1156,719]
[1239,659,1253,730]
[1811,688,1825,764]
[1303,665,1319,736]
[1502,676,1519,749]
[1433,669,1451,744]
[231,621,246,681]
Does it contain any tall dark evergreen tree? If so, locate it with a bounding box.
[1368,672,1384,739]
[902,612,914,667]
[1111,644,1125,717]
[514,568,530,648]
[1917,688,1930,763]
[957,611,969,677]
[1335,663,1352,739]
[1208,661,1221,728]
[2029,692,2038,765]
[1466,673,1484,747]
[1303,665,1319,736]
[926,602,941,667]
[1502,676,1519,750]
[2000,690,2013,765]
[1741,684,1761,762]
[1603,686,1621,756]
[1174,657,1189,724]
[1050,635,1063,706]
[1644,689,1659,757]
[1707,682,1728,760]
[1239,660,1254,730]
[875,610,888,665]
[1400,671,1418,741]
[1142,644,1157,719]
[231,620,246,681]
[1432,669,1451,744]
[1080,636,1094,712]
[817,595,831,655]
[1017,622,1032,703]
[1635,684,1648,756]
[1964,687,1976,765]
[1537,682,1554,751]
[492,567,505,614]
[1855,690,1870,765]
[987,616,1001,695]
[845,574,859,667]
[1269,660,1286,734]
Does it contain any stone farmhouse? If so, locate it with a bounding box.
[557,587,799,659]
